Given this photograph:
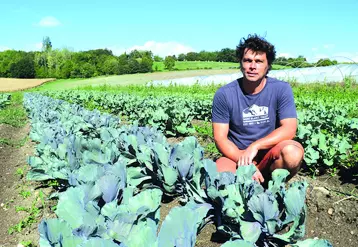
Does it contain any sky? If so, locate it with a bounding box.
[1,0,358,62]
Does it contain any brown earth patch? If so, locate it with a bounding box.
[0,78,56,92]
[0,123,55,247]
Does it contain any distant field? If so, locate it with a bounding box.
[153,61,289,71]
[0,78,55,92]
[34,63,291,91]
[153,61,239,71]
[33,69,243,91]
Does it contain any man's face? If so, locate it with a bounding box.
[240,48,269,83]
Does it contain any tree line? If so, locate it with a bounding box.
[0,46,154,79]
[0,37,340,79]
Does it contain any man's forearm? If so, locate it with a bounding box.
[215,138,242,163]
[251,125,296,150]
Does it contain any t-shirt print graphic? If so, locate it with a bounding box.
[242,104,270,126]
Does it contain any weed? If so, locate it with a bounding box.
[8,192,45,235]
[15,167,24,178]
[15,206,29,212]
[0,138,12,145]
[47,180,60,187]
[205,143,220,156]
[193,121,213,138]
[3,198,15,210]
[20,240,34,247]
[0,136,28,148]
[19,190,31,199]
[39,190,45,208]
[0,92,27,127]
[329,167,338,177]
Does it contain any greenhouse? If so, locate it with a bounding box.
[150,64,358,86]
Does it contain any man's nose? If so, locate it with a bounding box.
[249,62,257,69]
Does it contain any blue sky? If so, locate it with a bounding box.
[1,0,357,62]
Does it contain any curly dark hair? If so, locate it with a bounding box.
[236,34,276,70]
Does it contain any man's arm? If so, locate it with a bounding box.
[212,122,243,162]
[237,118,297,166]
[251,118,297,150]
[213,122,265,183]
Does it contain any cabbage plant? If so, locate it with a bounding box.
[204,162,311,246]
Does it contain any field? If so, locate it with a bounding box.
[0,79,357,246]
[0,78,55,92]
[153,61,290,72]
[32,69,238,91]
[30,63,289,91]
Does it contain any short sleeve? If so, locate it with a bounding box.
[212,89,230,123]
[277,83,297,120]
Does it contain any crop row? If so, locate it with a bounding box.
[23,93,331,247]
[41,90,358,172]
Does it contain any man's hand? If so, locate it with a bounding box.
[236,144,259,167]
[236,144,264,183]
[253,167,265,183]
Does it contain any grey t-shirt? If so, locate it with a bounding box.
[212,77,297,150]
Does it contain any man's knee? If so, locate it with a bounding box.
[281,144,304,170]
[216,157,237,173]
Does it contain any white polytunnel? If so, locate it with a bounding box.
[149,64,358,86]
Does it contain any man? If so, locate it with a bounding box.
[212,34,304,183]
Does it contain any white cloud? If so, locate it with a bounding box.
[38,16,61,27]
[323,44,335,49]
[106,46,126,56]
[305,53,330,63]
[0,46,11,51]
[19,42,44,52]
[311,47,318,51]
[277,52,292,58]
[107,41,195,57]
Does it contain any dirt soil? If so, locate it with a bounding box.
[0,123,357,246]
[0,123,54,247]
[0,78,55,92]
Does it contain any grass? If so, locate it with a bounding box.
[0,136,29,147]
[31,62,290,91]
[152,61,290,72]
[0,92,27,127]
[73,81,222,97]
[153,61,241,71]
[31,69,243,91]
[39,77,358,101]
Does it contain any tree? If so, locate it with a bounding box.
[102,57,119,75]
[129,50,142,59]
[316,58,337,67]
[9,53,35,78]
[186,52,200,61]
[42,36,52,52]
[177,53,186,61]
[164,56,175,70]
[58,60,74,79]
[217,48,237,62]
[154,55,163,62]
[140,56,153,73]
